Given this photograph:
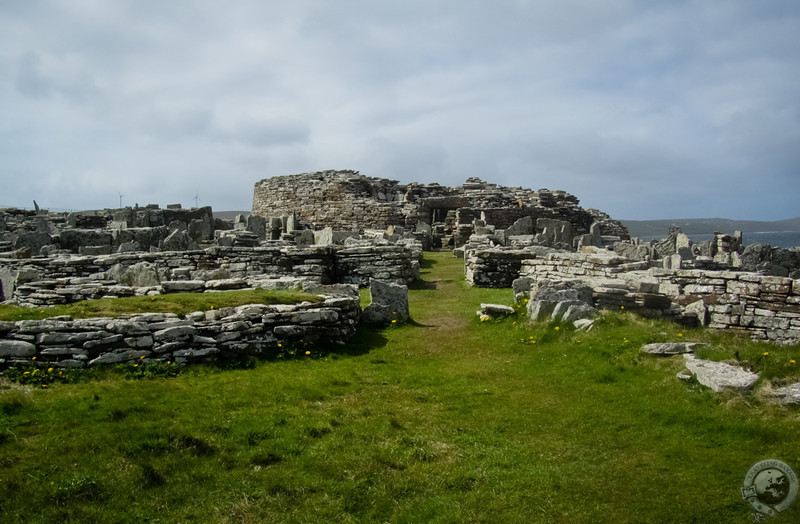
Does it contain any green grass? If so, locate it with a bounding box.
[1,252,800,522]
[0,288,322,321]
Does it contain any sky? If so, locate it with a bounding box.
[1,1,799,221]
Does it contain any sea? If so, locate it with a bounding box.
[634,231,800,249]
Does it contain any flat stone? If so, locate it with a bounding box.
[153,325,196,342]
[161,280,205,292]
[640,342,702,356]
[683,354,760,392]
[770,382,800,405]
[480,303,516,316]
[0,339,36,357]
[89,349,150,366]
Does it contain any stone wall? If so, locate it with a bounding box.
[0,206,215,257]
[0,293,360,369]
[252,170,629,243]
[469,246,800,344]
[1,245,416,306]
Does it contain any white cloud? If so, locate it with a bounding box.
[1,0,799,220]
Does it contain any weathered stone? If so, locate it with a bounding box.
[361,279,408,324]
[683,354,759,392]
[0,339,36,357]
[89,349,150,366]
[153,325,196,342]
[161,280,205,293]
[479,303,516,317]
[769,382,800,405]
[640,342,701,355]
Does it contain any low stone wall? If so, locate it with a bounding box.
[465,248,537,288]
[464,247,800,344]
[1,245,416,306]
[0,293,360,369]
[334,245,417,287]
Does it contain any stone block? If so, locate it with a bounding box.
[683,354,759,392]
[361,279,409,324]
[0,339,36,357]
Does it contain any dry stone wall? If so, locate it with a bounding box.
[468,246,800,344]
[0,293,360,369]
[252,170,629,245]
[1,245,416,306]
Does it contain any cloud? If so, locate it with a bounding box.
[1,1,799,220]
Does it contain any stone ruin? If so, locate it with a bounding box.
[467,222,800,345]
[252,170,630,251]
[4,169,800,373]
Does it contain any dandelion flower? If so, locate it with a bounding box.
[305,350,311,355]
[523,298,529,303]
[554,326,560,331]
[31,356,36,360]
[763,352,770,357]
[23,371,30,375]
[277,343,282,348]
[133,364,139,368]
[140,355,145,359]
[677,333,683,337]
[47,368,53,373]
[391,319,397,323]
[790,360,796,364]
[39,310,45,313]
[41,384,47,388]
[620,306,625,310]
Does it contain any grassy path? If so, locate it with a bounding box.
[1,251,799,522]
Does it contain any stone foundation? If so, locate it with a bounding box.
[1,245,417,306]
[0,293,360,369]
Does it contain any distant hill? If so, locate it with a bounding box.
[622,217,800,238]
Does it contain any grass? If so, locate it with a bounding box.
[1,251,800,522]
[0,288,322,321]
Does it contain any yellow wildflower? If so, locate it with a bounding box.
[41,384,47,388]
[391,319,397,323]
[620,306,625,310]
[790,359,796,364]
[140,355,145,359]
[31,356,36,360]
[23,371,30,375]
[677,333,683,337]
[305,350,311,355]
[47,368,53,373]
[763,352,769,357]
[554,326,560,331]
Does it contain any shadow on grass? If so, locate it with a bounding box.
[409,280,437,290]
[333,324,390,356]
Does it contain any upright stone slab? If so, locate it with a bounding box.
[361,279,409,324]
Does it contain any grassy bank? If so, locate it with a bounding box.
[1,252,799,522]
